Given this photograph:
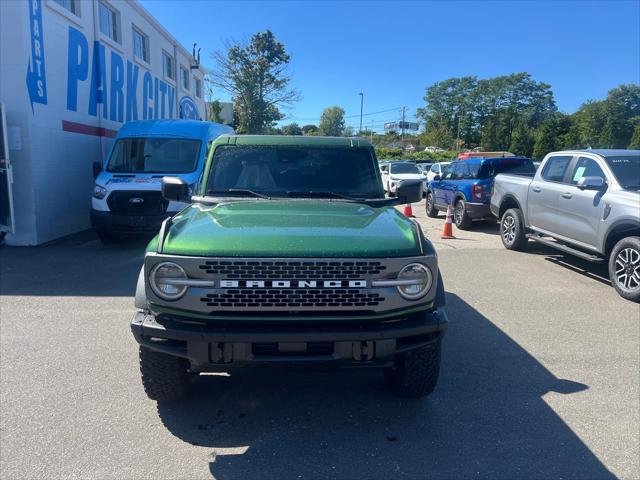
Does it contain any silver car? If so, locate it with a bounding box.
[491,150,640,302]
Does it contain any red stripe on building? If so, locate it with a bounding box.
[62,120,118,138]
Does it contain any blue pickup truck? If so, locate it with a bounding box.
[425,156,535,229]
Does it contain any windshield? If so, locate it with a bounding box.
[604,155,640,190]
[205,145,383,199]
[106,138,201,173]
[390,163,420,174]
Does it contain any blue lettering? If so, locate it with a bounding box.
[109,51,124,122]
[142,72,153,120]
[154,78,158,120]
[167,86,175,118]
[66,27,88,111]
[126,61,138,121]
[88,41,107,118]
[159,80,167,119]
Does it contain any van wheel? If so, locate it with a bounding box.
[425,193,439,218]
[384,342,441,398]
[609,236,640,303]
[500,208,527,250]
[454,199,472,230]
[96,230,120,244]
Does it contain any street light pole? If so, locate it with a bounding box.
[358,92,364,134]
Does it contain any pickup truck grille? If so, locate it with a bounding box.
[201,288,383,309]
[199,260,386,280]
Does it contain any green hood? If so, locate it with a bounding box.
[151,200,421,258]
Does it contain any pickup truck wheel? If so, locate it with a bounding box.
[139,346,193,403]
[96,230,119,244]
[425,193,439,218]
[454,199,472,230]
[500,208,527,251]
[383,342,441,398]
[609,236,640,302]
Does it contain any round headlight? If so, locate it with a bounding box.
[397,263,432,300]
[150,262,188,301]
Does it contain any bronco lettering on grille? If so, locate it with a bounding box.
[219,280,367,288]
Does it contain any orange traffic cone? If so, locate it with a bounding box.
[441,205,456,239]
[403,204,414,217]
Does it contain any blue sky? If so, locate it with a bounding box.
[140,0,640,131]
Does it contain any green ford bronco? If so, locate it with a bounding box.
[131,135,448,402]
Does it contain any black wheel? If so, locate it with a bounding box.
[609,236,640,302]
[139,346,193,403]
[96,230,120,245]
[453,199,472,230]
[425,193,439,218]
[500,208,528,251]
[383,342,441,398]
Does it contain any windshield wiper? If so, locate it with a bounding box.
[206,189,271,199]
[286,191,361,201]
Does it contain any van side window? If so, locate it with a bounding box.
[569,157,606,185]
[542,156,573,183]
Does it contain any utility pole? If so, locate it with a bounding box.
[370,119,374,143]
[401,106,406,146]
[358,92,364,134]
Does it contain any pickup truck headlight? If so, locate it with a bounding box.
[93,184,107,199]
[149,262,188,301]
[397,263,432,300]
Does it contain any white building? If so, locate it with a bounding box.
[0,0,208,245]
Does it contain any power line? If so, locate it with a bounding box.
[284,106,407,123]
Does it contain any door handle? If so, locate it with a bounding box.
[532,187,541,193]
[561,192,572,199]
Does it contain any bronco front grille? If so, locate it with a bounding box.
[198,260,386,280]
[200,288,383,308]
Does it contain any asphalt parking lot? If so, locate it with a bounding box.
[1,199,638,480]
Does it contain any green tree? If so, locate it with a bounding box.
[207,100,224,123]
[301,124,318,135]
[419,123,454,150]
[281,122,303,135]
[509,121,535,157]
[210,30,300,133]
[319,106,345,136]
[629,122,640,149]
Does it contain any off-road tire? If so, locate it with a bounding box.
[384,342,441,398]
[139,346,192,403]
[609,236,640,303]
[454,199,473,230]
[500,208,528,251]
[96,230,120,245]
[425,193,439,218]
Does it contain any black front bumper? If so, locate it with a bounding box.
[91,209,173,234]
[465,202,492,220]
[131,309,448,371]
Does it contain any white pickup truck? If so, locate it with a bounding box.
[491,149,640,302]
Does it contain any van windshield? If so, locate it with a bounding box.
[106,138,201,173]
[205,145,383,199]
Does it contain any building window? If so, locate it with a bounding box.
[99,1,120,43]
[180,66,190,91]
[53,0,80,15]
[162,52,175,81]
[132,27,149,63]
[194,77,203,98]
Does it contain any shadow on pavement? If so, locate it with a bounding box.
[0,231,149,297]
[157,293,612,479]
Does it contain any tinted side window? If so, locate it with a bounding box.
[430,164,439,173]
[542,156,572,182]
[569,157,606,185]
[450,163,463,180]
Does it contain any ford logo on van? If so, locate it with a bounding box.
[129,197,144,204]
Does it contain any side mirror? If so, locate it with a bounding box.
[577,176,605,191]
[93,161,102,179]
[396,179,423,204]
[433,174,441,181]
[162,176,190,202]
